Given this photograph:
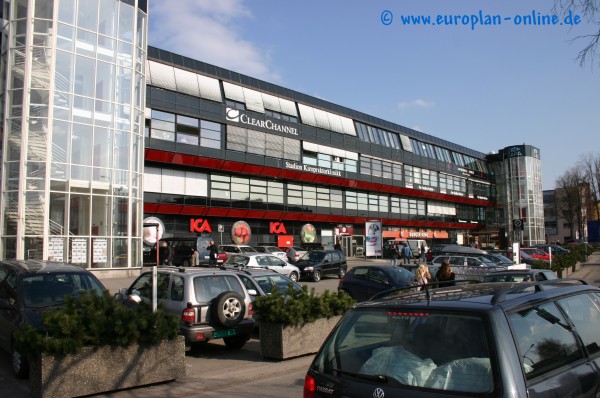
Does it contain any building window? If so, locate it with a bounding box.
[225,99,246,111]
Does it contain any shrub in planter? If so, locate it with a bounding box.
[254,285,355,359]
[253,285,354,327]
[14,292,183,398]
[14,291,180,357]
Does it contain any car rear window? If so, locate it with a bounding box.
[312,308,495,394]
[193,275,245,303]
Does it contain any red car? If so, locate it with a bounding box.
[520,247,551,261]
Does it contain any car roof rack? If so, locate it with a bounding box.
[490,278,590,304]
[370,280,481,304]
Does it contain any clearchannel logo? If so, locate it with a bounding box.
[225,107,298,136]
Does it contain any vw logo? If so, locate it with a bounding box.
[373,388,385,398]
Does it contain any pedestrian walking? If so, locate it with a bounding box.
[419,243,426,262]
[402,244,412,265]
[390,243,400,266]
[191,247,200,266]
[207,240,218,267]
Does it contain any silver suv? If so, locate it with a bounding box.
[118,268,255,349]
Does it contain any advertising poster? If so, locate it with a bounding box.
[365,221,382,257]
[48,237,64,261]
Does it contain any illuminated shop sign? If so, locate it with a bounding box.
[226,108,298,136]
[189,218,213,233]
[285,161,342,177]
[270,222,287,234]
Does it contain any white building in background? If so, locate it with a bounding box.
[0,0,148,271]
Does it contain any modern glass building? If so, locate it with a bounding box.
[0,1,545,271]
[487,145,545,247]
[0,0,148,270]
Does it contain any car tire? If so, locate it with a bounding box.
[313,270,322,282]
[338,267,346,279]
[182,259,190,267]
[289,272,299,282]
[11,345,28,379]
[223,334,249,349]
[211,291,246,328]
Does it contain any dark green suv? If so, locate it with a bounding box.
[305,279,600,397]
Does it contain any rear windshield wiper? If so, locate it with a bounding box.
[330,368,388,382]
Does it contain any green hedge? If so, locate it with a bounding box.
[14,292,179,357]
[253,285,354,326]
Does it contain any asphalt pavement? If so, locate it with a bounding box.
[2,254,600,398]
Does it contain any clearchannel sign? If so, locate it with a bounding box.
[226,108,298,136]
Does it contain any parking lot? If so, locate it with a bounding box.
[2,255,599,397]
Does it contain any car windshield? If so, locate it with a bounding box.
[484,254,513,265]
[302,251,326,261]
[22,273,105,308]
[253,274,302,294]
[240,246,257,253]
[225,255,250,266]
[311,308,494,393]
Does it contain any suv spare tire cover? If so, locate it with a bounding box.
[211,291,246,328]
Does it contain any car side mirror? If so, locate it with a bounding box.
[247,289,258,296]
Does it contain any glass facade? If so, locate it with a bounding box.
[0,0,147,267]
[491,145,545,247]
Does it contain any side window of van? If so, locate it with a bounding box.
[508,302,582,380]
[557,293,600,355]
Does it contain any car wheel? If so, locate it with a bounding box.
[313,270,322,282]
[289,272,299,282]
[338,267,346,279]
[223,334,250,349]
[12,345,29,379]
[211,291,246,328]
[182,259,190,267]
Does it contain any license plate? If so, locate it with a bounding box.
[213,329,237,338]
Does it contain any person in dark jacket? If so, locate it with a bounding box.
[158,241,173,266]
[207,240,218,267]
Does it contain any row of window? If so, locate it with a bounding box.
[145,169,485,222]
[146,110,493,198]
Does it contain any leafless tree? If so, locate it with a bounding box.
[555,168,586,239]
[577,152,600,220]
[554,0,600,66]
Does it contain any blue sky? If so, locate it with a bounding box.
[148,0,599,189]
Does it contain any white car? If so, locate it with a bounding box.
[253,245,288,261]
[223,253,300,282]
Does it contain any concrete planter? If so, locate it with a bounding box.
[29,336,186,398]
[259,316,341,360]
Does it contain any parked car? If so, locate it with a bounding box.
[253,245,288,261]
[233,268,303,298]
[295,250,347,282]
[481,269,557,283]
[534,244,570,255]
[0,260,107,378]
[521,247,551,261]
[306,279,600,397]
[429,255,507,281]
[115,268,255,350]
[222,253,300,282]
[218,244,257,255]
[338,265,415,302]
[279,246,308,263]
[483,253,515,266]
